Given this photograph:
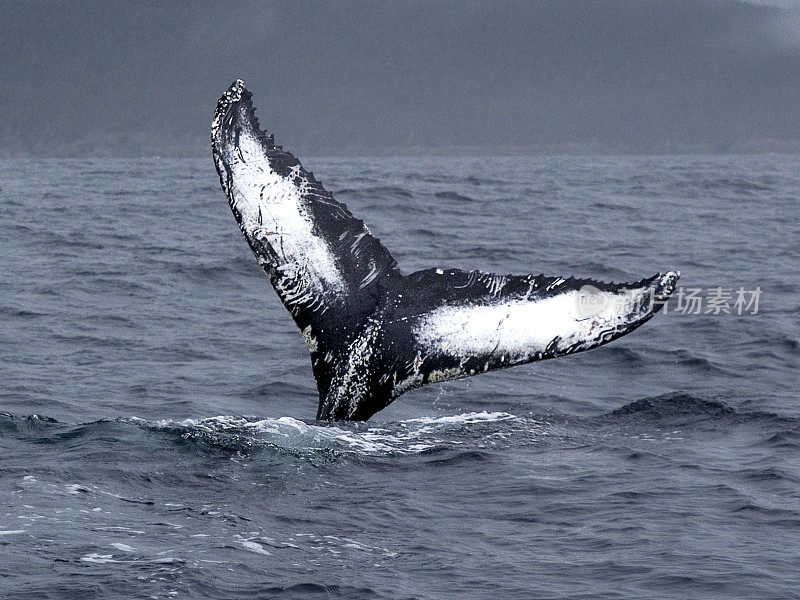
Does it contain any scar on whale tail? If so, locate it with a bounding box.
[211,79,680,421]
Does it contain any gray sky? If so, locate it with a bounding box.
[2,0,800,156]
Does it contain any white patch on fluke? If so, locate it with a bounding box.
[414,287,646,359]
[227,128,346,299]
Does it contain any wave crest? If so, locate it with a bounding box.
[130,411,518,456]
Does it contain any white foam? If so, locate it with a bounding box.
[80,553,118,563]
[111,543,136,552]
[239,540,272,555]
[140,410,523,455]
[401,411,516,425]
[96,526,146,534]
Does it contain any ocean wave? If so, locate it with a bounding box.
[667,349,737,376]
[701,176,775,195]
[408,227,458,240]
[132,410,518,456]
[4,396,799,460]
[0,306,48,319]
[434,191,476,202]
[463,175,511,186]
[335,185,412,199]
[606,393,735,420]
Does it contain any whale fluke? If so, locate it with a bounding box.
[212,80,680,421]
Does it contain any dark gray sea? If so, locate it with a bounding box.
[1,155,799,599]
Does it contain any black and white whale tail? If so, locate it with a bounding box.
[212,80,680,421]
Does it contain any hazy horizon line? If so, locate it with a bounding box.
[5,138,800,160]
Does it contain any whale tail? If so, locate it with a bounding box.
[319,268,679,420]
[212,80,680,421]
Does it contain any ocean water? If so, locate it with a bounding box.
[1,155,798,599]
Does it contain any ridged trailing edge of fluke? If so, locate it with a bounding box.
[213,79,277,153]
[211,79,681,421]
